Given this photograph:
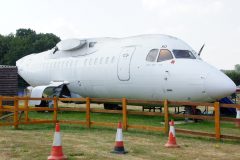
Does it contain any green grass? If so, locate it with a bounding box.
[24,111,240,137]
[29,111,165,126]
[177,121,215,132]
[1,122,240,160]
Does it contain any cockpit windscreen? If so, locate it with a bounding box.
[172,50,196,59]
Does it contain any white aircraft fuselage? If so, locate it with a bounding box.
[16,34,236,103]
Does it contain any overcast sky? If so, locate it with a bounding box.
[1,0,239,70]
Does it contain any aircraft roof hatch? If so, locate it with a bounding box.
[56,39,86,51]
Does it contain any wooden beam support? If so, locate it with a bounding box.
[122,97,128,131]
[53,97,58,122]
[86,97,91,128]
[128,125,164,132]
[13,96,19,129]
[214,102,221,140]
[164,99,169,134]
[24,97,29,122]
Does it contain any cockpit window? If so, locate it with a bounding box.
[157,49,173,62]
[172,50,196,59]
[146,49,159,62]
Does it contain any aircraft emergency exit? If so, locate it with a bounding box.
[16,34,236,107]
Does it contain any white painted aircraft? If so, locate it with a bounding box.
[16,34,236,109]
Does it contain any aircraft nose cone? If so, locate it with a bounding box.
[205,72,236,100]
[16,58,24,73]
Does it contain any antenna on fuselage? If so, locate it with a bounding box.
[198,44,205,56]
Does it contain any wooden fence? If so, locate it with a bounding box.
[0,96,239,141]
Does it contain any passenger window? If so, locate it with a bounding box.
[157,49,173,62]
[65,61,68,67]
[146,49,159,62]
[89,58,92,65]
[172,50,196,59]
[94,58,98,65]
[111,56,115,63]
[67,61,70,67]
[84,59,88,66]
[105,57,109,64]
[74,60,78,67]
[100,57,103,64]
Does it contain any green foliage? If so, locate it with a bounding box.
[0,28,61,87]
[16,28,36,37]
[234,64,240,73]
[0,34,13,64]
[0,28,60,66]
[224,64,240,85]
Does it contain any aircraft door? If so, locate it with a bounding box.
[117,47,136,81]
[162,63,176,100]
[163,69,171,97]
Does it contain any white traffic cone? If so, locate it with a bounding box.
[111,122,128,154]
[48,123,67,160]
[165,120,180,148]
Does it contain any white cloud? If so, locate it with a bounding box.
[142,0,224,16]
[35,18,81,39]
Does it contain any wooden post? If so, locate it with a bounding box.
[164,99,169,134]
[122,97,128,131]
[86,97,91,128]
[13,96,19,129]
[53,97,58,123]
[214,102,221,140]
[24,97,29,122]
[0,96,3,117]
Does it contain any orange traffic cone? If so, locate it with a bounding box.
[165,120,180,148]
[236,109,240,127]
[111,122,128,154]
[48,123,67,160]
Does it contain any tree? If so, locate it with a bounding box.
[1,28,60,66]
[0,35,6,64]
[0,28,61,87]
[235,64,240,73]
[224,64,240,86]
[16,28,36,38]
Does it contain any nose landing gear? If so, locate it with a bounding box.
[104,104,122,110]
[184,106,202,122]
